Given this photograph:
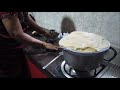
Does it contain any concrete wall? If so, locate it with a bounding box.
[30,12,120,49]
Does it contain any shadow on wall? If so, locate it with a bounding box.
[61,16,76,33]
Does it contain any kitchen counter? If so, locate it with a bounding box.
[24,48,63,78]
[23,32,120,78]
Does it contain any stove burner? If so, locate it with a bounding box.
[61,61,76,78]
[61,61,94,78]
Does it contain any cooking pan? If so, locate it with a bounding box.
[61,46,110,72]
[58,39,111,72]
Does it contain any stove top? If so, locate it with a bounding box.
[53,47,119,78]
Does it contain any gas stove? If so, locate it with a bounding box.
[53,47,119,78]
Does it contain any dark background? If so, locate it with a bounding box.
[0,0,119,11]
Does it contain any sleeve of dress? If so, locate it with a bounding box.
[0,12,18,20]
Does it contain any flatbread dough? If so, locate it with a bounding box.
[59,31,110,53]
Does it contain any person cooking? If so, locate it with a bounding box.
[0,12,59,78]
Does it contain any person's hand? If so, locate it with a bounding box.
[32,31,38,35]
[32,31,42,36]
[32,29,59,38]
[43,42,59,50]
[45,29,59,38]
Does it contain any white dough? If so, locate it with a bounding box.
[59,31,110,53]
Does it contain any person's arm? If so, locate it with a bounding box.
[1,15,58,50]
[28,14,58,38]
[27,14,49,36]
